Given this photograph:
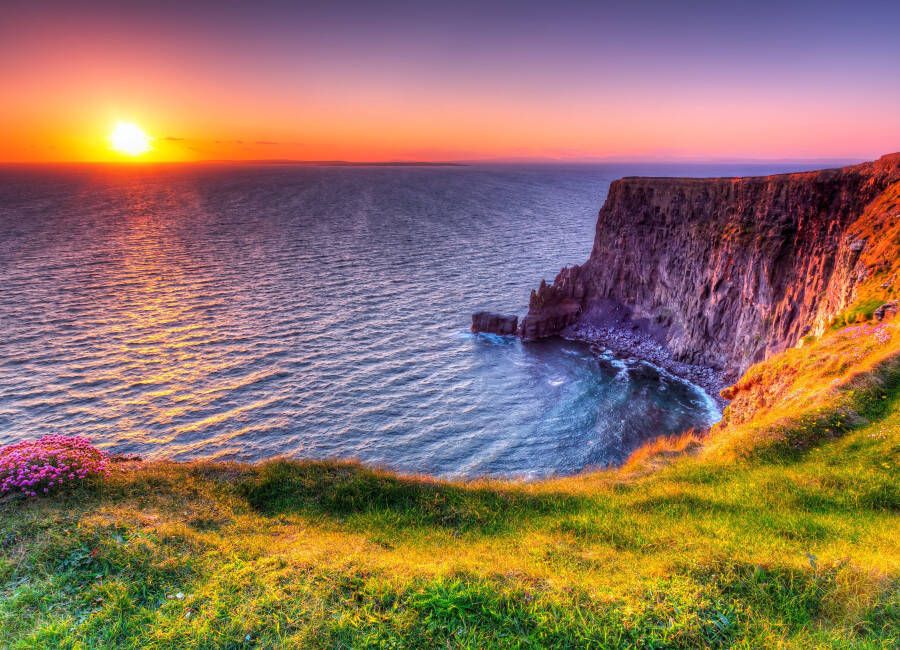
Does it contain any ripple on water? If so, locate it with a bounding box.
[0,164,722,478]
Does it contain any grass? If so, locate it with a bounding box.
[1,341,897,647]
[830,300,886,330]
[4,201,900,648]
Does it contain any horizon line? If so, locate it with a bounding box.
[0,155,878,167]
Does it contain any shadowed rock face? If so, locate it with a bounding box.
[521,153,900,378]
[519,278,582,340]
[472,311,518,336]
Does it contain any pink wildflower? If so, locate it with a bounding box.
[0,435,108,498]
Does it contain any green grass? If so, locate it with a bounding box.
[1,382,897,648]
[831,299,888,330]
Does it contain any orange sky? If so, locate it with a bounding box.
[2,1,899,163]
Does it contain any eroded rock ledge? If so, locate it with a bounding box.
[482,153,900,391]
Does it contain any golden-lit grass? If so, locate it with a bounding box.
[620,429,703,474]
[710,318,899,463]
[1,339,897,647]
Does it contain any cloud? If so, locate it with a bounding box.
[254,140,279,145]
[162,136,185,141]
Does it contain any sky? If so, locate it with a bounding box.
[1,0,899,163]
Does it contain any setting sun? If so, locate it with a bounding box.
[109,121,152,156]
[1,1,899,646]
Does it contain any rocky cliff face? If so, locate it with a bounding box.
[521,153,900,379]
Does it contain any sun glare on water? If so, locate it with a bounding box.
[109,121,152,156]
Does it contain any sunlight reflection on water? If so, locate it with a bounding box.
[0,164,726,478]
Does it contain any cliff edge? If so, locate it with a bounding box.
[521,153,900,381]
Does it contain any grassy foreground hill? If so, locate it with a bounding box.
[3,161,900,647]
[1,314,898,647]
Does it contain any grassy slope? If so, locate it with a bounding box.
[2,180,898,648]
[0,322,897,648]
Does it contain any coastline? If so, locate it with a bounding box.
[4,374,896,647]
[561,321,729,409]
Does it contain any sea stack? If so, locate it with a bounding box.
[471,311,519,336]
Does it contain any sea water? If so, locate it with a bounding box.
[0,162,813,477]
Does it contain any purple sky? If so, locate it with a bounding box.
[2,0,899,161]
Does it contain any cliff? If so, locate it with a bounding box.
[521,153,900,380]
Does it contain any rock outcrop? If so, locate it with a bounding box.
[875,301,898,321]
[472,311,519,336]
[521,153,900,380]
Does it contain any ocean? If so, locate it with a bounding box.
[0,162,816,478]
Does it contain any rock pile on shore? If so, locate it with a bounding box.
[564,321,726,404]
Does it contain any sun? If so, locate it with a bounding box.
[109,121,152,156]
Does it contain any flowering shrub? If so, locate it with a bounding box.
[0,435,108,497]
